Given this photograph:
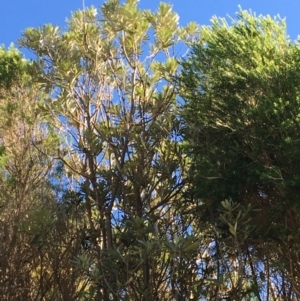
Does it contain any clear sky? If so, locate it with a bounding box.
[1,0,300,58]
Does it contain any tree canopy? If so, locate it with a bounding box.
[1,2,300,300]
[180,9,300,299]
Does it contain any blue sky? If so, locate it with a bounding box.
[1,0,300,57]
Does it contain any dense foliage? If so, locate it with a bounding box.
[1,1,300,300]
[180,10,300,300]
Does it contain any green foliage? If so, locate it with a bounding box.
[180,9,300,206]
[2,2,300,300]
[0,45,28,89]
[180,9,300,298]
[19,1,201,300]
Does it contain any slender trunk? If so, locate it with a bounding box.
[247,246,263,301]
[135,184,150,300]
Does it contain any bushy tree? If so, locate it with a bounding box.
[0,46,60,300]
[20,1,201,300]
[180,9,300,299]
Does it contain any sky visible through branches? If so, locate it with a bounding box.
[1,0,300,55]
